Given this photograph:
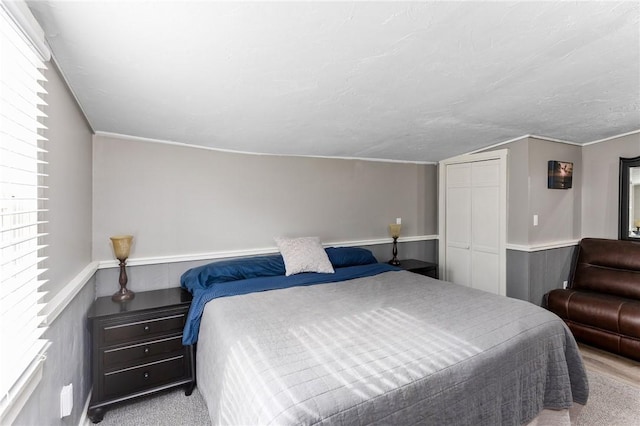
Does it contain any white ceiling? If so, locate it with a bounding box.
[28,1,640,163]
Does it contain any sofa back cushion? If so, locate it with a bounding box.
[572,238,640,300]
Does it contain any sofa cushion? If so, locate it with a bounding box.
[620,301,640,337]
[546,289,640,339]
[565,322,640,361]
[571,238,640,300]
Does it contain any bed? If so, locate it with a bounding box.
[181,245,588,425]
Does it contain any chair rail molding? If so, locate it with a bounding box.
[97,235,440,269]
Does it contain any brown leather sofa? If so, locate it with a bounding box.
[544,238,640,361]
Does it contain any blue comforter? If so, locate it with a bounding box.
[181,263,400,344]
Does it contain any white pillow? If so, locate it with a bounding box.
[274,236,335,276]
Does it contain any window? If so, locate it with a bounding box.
[0,3,49,419]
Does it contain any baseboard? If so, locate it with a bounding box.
[77,389,91,426]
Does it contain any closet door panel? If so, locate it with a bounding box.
[472,250,500,294]
[447,246,471,288]
[472,185,500,254]
[447,187,471,247]
[446,164,472,287]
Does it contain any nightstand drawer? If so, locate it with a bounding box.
[103,335,184,369]
[103,355,187,399]
[102,312,186,346]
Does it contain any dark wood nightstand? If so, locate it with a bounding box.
[87,288,195,423]
[397,259,439,279]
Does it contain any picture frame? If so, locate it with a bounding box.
[548,161,573,189]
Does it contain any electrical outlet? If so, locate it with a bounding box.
[563,281,568,289]
[60,383,73,418]
[396,217,401,225]
[533,215,538,226]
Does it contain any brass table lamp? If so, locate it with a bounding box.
[388,223,401,266]
[110,235,135,302]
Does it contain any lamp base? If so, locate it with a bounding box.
[112,288,135,302]
[388,236,400,266]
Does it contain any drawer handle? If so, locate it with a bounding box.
[143,347,150,355]
[143,325,150,332]
[143,372,150,379]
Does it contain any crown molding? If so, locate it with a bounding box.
[466,134,583,156]
[584,129,640,146]
[93,131,435,165]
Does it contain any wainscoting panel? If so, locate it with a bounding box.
[528,250,549,306]
[507,245,577,305]
[541,246,576,299]
[13,275,96,425]
[506,250,530,301]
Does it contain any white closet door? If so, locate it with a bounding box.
[445,163,472,287]
[470,160,501,294]
[444,158,503,295]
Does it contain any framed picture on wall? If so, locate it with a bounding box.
[548,161,573,189]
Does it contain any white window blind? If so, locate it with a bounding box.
[0,4,49,410]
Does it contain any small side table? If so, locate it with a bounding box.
[87,287,195,423]
[397,259,438,279]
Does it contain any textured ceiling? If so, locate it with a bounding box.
[28,1,640,162]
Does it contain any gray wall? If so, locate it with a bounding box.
[482,137,582,304]
[582,132,640,238]
[92,135,439,295]
[15,63,95,425]
[40,62,94,301]
[92,134,438,262]
[527,137,582,244]
[485,137,582,246]
[502,138,530,245]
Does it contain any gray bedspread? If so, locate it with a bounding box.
[196,270,588,425]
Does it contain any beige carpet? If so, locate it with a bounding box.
[576,343,640,426]
[97,387,211,426]
[97,365,639,425]
[576,369,640,426]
